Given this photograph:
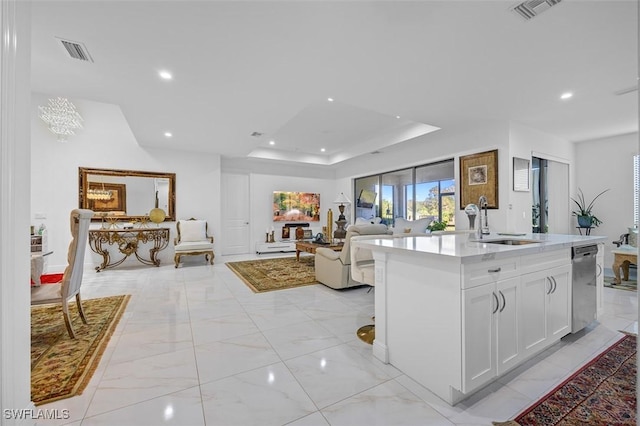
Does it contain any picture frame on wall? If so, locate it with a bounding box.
[459,149,499,209]
[513,157,530,192]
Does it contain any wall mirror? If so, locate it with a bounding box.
[79,167,176,221]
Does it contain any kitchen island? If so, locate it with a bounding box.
[353,232,606,405]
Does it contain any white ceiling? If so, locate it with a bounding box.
[31,1,638,166]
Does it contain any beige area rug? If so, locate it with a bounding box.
[226,256,318,293]
[604,276,637,291]
[31,295,130,405]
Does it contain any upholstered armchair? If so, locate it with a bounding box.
[31,209,94,339]
[315,224,390,289]
[174,218,214,268]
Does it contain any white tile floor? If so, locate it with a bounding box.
[37,253,638,426]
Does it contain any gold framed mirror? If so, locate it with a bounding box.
[79,167,176,222]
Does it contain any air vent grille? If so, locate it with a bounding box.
[57,38,93,62]
[512,0,562,20]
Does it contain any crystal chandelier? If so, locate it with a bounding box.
[38,97,83,142]
[87,188,113,201]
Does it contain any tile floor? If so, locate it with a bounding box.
[37,254,638,425]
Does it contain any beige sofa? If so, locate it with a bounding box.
[315,224,391,289]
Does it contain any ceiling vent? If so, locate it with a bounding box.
[56,37,93,62]
[512,0,562,20]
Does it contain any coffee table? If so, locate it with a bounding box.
[296,241,343,261]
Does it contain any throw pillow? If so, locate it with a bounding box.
[179,220,207,242]
[354,216,382,225]
[392,217,433,235]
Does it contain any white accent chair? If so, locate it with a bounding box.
[31,209,94,339]
[174,218,215,268]
[315,224,391,289]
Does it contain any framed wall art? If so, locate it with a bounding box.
[459,149,499,209]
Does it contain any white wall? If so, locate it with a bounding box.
[31,94,221,271]
[508,123,575,234]
[2,0,33,414]
[574,132,638,267]
[334,122,513,231]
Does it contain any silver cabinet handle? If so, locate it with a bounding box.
[551,276,557,293]
[546,277,552,294]
[499,291,506,313]
[488,267,502,273]
[492,292,499,314]
[596,264,602,277]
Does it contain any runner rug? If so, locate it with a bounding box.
[31,294,130,405]
[494,333,636,425]
[226,256,318,293]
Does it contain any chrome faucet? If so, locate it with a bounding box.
[478,195,490,237]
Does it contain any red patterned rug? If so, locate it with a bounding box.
[513,334,636,425]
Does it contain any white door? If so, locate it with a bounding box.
[221,173,250,255]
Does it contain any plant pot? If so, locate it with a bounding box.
[577,215,593,228]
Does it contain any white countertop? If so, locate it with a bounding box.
[354,232,607,264]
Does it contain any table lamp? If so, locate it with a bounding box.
[333,192,352,239]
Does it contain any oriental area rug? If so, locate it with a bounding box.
[494,333,636,426]
[226,256,318,293]
[31,294,130,405]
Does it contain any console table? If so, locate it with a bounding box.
[88,228,170,272]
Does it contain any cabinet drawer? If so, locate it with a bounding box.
[520,249,570,275]
[462,257,520,289]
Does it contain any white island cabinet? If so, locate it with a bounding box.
[355,232,606,405]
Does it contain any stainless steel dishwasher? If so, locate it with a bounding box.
[571,244,598,333]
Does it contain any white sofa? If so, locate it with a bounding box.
[391,216,435,235]
[315,224,391,289]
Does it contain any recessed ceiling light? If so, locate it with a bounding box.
[396,115,401,119]
[327,98,334,102]
[321,148,326,152]
[560,92,573,100]
[164,132,172,137]
[269,140,275,145]
[159,70,173,80]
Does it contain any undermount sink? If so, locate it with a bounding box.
[481,239,541,246]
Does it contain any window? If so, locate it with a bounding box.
[354,159,455,226]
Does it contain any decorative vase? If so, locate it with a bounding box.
[577,215,592,228]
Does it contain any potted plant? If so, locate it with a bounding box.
[571,188,609,228]
[427,220,448,232]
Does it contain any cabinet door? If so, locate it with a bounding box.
[496,277,521,374]
[547,265,571,339]
[596,243,604,318]
[462,284,496,393]
[520,269,549,357]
